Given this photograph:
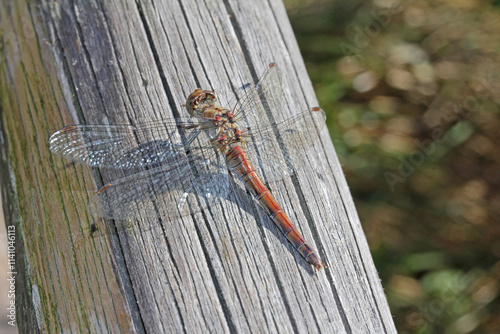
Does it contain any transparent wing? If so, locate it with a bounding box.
[49,119,214,169]
[228,63,327,182]
[88,147,230,220]
[231,62,283,128]
[243,107,326,182]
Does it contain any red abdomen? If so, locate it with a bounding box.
[225,144,325,270]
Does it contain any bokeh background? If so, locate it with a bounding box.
[283,0,500,333]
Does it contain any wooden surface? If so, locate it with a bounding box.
[0,0,396,333]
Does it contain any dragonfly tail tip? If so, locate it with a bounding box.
[314,260,327,271]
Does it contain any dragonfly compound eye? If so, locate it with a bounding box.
[186,89,202,116]
[202,90,217,103]
[186,89,218,117]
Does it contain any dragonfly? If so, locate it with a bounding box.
[49,63,327,270]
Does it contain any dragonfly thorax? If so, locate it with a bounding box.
[187,88,242,147]
[209,115,244,148]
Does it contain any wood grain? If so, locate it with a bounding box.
[0,0,396,332]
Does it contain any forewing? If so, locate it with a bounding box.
[231,63,283,130]
[49,119,213,169]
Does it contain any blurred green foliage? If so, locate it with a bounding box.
[284,0,500,333]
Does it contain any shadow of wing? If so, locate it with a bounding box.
[89,152,230,220]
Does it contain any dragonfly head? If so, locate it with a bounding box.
[186,89,218,117]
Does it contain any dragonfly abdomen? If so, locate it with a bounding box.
[225,144,326,270]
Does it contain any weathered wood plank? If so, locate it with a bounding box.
[1,1,141,332]
[0,0,396,333]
